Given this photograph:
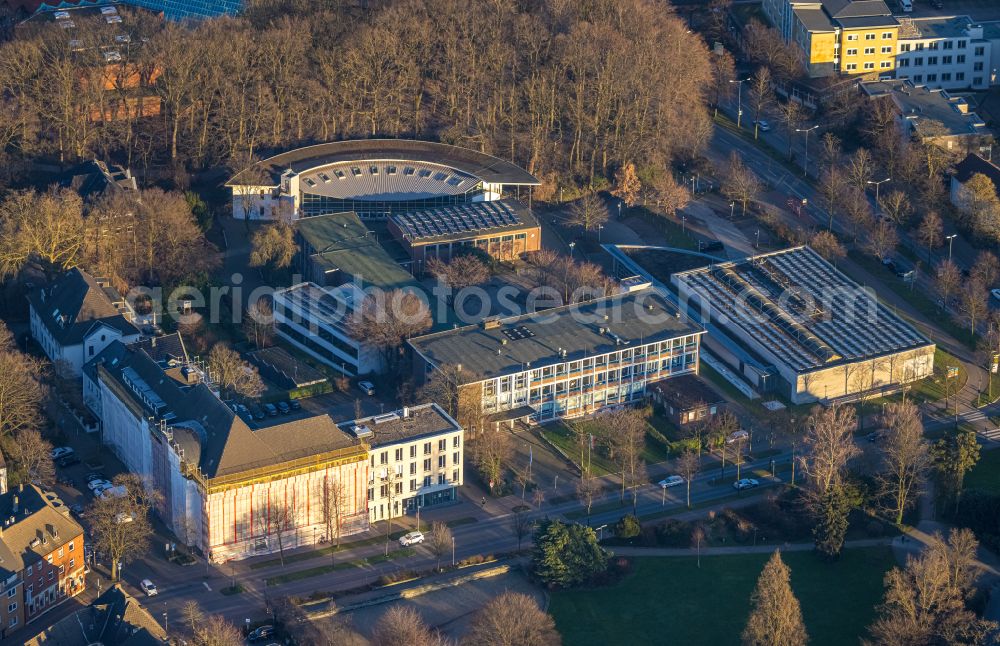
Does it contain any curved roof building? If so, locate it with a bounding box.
[227,139,539,221]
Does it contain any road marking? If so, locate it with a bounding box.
[203,582,212,592]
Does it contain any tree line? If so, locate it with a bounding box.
[0,0,714,193]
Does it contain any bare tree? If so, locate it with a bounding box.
[182,600,205,637]
[192,614,243,646]
[971,250,999,288]
[916,211,943,263]
[0,188,85,280]
[847,148,874,192]
[466,591,562,646]
[722,152,762,215]
[249,222,296,270]
[242,297,274,349]
[349,290,432,373]
[4,429,53,488]
[866,219,898,262]
[207,344,264,400]
[576,474,601,521]
[566,192,610,232]
[426,254,491,292]
[677,449,700,508]
[801,405,859,496]
[254,489,294,567]
[958,279,989,337]
[742,551,808,646]
[320,475,348,549]
[90,474,161,581]
[603,409,648,507]
[471,423,513,495]
[650,172,690,219]
[878,190,911,226]
[0,351,44,440]
[427,521,453,571]
[371,606,445,646]
[957,173,1000,244]
[868,529,996,645]
[878,401,930,525]
[512,507,533,551]
[747,67,773,140]
[809,231,845,263]
[935,259,962,309]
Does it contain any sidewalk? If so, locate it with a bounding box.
[612,537,892,558]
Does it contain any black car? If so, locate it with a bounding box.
[289,399,301,410]
[699,240,725,253]
[276,401,290,414]
[249,405,265,421]
[263,403,279,416]
[57,454,81,468]
[929,0,943,8]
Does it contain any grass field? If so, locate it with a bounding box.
[964,448,1000,493]
[541,420,671,477]
[549,547,895,646]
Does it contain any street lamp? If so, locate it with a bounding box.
[794,125,819,175]
[597,224,604,243]
[617,201,622,219]
[755,229,760,249]
[729,77,750,129]
[451,536,456,567]
[568,241,576,259]
[681,215,687,233]
[867,177,891,211]
[946,233,957,261]
[729,201,735,219]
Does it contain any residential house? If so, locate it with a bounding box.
[950,152,1000,209]
[649,374,726,427]
[25,584,167,646]
[28,267,139,376]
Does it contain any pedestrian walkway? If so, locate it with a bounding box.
[612,537,892,558]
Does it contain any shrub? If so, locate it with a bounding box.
[532,520,610,588]
[615,514,642,539]
[655,519,692,547]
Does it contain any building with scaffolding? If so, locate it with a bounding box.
[672,246,934,404]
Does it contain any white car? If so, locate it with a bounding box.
[87,479,112,492]
[733,478,760,491]
[991,288,1000,301]
[658,475,685,488]
[358,381,375,396]
[399,531,424,546]
[755,120,771,131]
[50,447,74,459]
[726,430,749,444]
[139,579,157,596]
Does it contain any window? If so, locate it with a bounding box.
[438,474,446,485]
[58,548,63,557]
[69,558,74,569]
[394,448,402,461]
[453,468,460,482]
[423,458,431,471]
[846,63,858,71]
[942,72,951,81]
[26,566,31,576]
[916,43,924,51]
[865,33,875,40]
[6,588,13,598]
[957,72,965,81]
[898,59,909,67]
[423,476,431,487]
[453,451,460,465]
[881,46,892,54]
[975,46,985,56]
[847,34,858,41]
[864,62,875,70]
[8,602,15,613]
[943,55,952,64]
[379,451,387,465]
[438,439,446,451]
[882,32,893,39]
[974,77,984,86]
[881,61,892,68]
[929,42,938,50]
[410,462,416,475]
[974,62,984,71]
[423,442,431,455]
[943,41,953,50]
[395,482,402,495]
[900,43,911,52]
[409,445,416,458]
[927,73,937,82]
[958,55,966,63]
[864,47,875,55]
[914,57,923,66]
[846,48,857,56]
[452,436,460,448]
[68,541,74,551]
[958,40,967,48]
[8,616,15,627]
[913,74,923,82]
[410,479,417,491]
[438,455,446,468]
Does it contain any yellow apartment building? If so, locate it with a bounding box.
[763,0,899,78]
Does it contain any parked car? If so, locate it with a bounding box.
[263,403,278,416]
[85,473,106,485]
[93,483,115,497]
[249,405,265,420]
[87,479,112,492]
[276,401,290,414]
[57,454,80,468]
[69,504,84,516]
[50,447,74,460]
[929,0,943,8]
[658,475,685,488]
[754,119,770,131]
[733,478,760,491]
[399,531,425,546]
[248,625,276,642]
[358,381,376,396]
[726,430,749,444]
[139,579,157,596]
[289,399,301,410]
[698,240,724,253]
[991,288,1000,302]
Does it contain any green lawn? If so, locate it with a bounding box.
[964,448,1000,493]
[541,420,671,477]
[549,548,895,646]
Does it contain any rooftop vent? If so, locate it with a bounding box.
[481,317,502,330]
[372,413,400,425]
[352,425,372,438]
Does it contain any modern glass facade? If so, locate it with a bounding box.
[300,188,485,219]
[477,334,701,422]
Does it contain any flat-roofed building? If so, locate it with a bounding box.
[387,200,541,265]
[896,17,991,91]
[273,281,383,377]
[340,403,464,523]
[408,289,704,423]
[672,246,935,404]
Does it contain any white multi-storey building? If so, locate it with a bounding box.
[896,17,991,91]
[409,289,704,424]
[340,404,464,523]
[273,282,383,377]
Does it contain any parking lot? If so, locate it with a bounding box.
[905,0,1000,22]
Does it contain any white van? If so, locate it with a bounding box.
[899,0,913,12]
